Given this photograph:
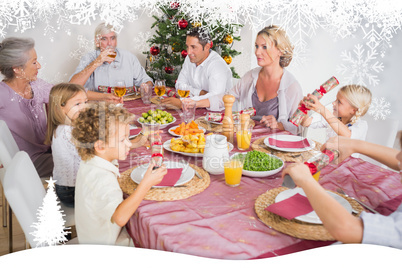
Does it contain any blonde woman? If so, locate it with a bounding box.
[230,25,303,134]
[301,84,372,141]
[45,83,88,207]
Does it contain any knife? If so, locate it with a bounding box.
[194,170,203,179]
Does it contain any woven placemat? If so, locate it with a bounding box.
[118,164,210,201]
[255,187,363,241]
[124,94,141,101]
[195,116,255,133]
[251,136,322,163]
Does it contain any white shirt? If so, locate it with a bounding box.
[309,112,368,141]
[71,48,152,91]
[75,156,133,246]
[229,67,303,135]
[51,125,80,187]
[176,50,233,111]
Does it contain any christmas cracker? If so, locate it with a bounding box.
[304,149,339,175]
[206,107,256,123]
[289,76,339,126]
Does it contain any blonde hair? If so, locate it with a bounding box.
[71,103,134,161]
[339,84,372,125]
[257,25,294,68]
[94,22,116,49]
[45,83,87,145]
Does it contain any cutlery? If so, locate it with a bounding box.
[336,188,379,214]
[194,170,203,179]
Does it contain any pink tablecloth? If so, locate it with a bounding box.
[119,98,402,259]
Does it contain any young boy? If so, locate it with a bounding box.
[71,103,167,245]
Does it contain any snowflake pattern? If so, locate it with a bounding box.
[69,35,94,60]
[336,44,384,86]
[368,97,391,120]
[132,31,152,52]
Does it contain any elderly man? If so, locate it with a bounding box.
[70,22,153,93]
[161,27,232,111]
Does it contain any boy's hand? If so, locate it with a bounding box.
[282,163,314,188]
[142,162,167,187]
[303,94,325,114]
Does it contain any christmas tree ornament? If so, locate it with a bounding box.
[224,35,233,44]
[172,42,180,52]
[150,46,160,56]
[210,41,213,48]
[181,49,188,58]
[192,22,202,27]
[165,66,174,74]
[178,19,188,29]
[223,55,232,64]
[170,1,180,9]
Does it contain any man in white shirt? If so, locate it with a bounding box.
[161,27,232,111]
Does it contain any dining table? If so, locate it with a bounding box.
[118,96,402,260]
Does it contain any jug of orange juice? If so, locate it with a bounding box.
[237,113,252,150]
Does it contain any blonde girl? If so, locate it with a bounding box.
[301,84,372,141]
[45,83,87,207]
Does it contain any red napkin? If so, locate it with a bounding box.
[269,137,310,148]
[155,168,183,187]
[265,193,314,220]
[130,128,141,137]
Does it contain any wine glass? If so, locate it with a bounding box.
[154,79,166,109]
[106,46,117,69]
[177,84,190,99]
[113,80,126,106]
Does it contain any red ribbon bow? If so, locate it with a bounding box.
[304,162,318,175]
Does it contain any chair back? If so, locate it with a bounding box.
[3,151,46,247]
[363,115,399,148]
[361,115,399,167]
[0,120,19,169]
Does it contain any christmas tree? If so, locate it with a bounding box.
[144,2,242,87]
[30,177,70,247]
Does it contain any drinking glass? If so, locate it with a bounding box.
[140,83,152,105]
[113,80,126,106]
[181,98,196,123]
[106,46,117,69]
[224,156,244,187]
[154,80,166,101]
[177,84,190,98]
[236,124,253,150]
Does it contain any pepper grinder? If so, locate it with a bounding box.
[222,94,235,143]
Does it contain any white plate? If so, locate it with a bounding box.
[163,139,234,157]
[231,152,284,178]
[264,134,315,152]
[168,126,206,137]
[275,188,352,224]
[130,161,195,188]
[137,116,176,130]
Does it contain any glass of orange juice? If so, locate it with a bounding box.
[236,124,253,150]
[224,156,244,187]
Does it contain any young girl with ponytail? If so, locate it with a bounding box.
[301,84,372,141]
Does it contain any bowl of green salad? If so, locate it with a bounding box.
[231,150,284,178]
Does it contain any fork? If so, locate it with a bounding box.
[336,188,379,214]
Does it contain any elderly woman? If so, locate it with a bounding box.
[0,37,119,177]
[230,25,303,134]
[70,22,153,92]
